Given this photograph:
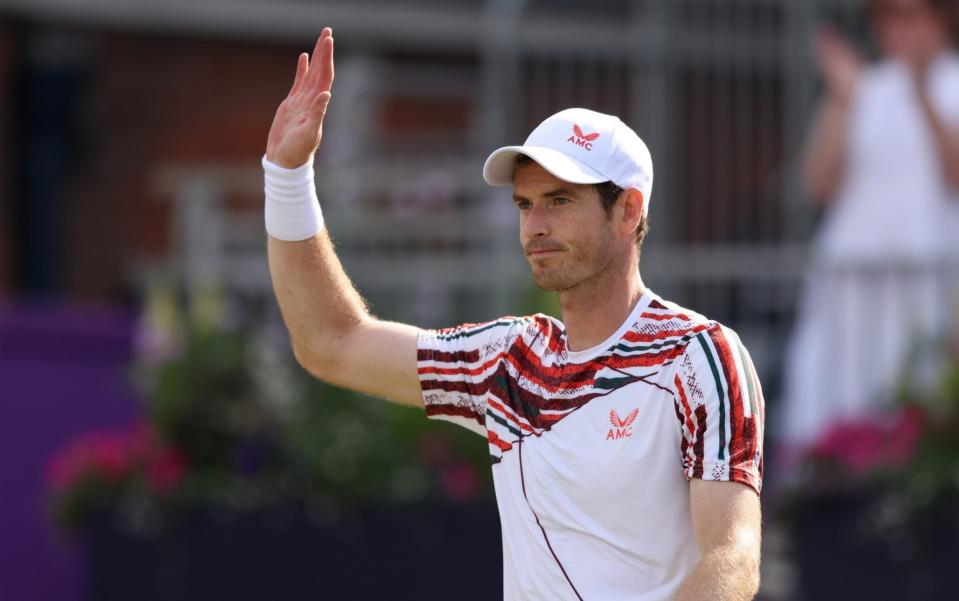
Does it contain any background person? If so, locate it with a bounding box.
[781,0,959,448]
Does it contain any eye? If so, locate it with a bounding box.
[552,197,572,207]
[515,200,532,211]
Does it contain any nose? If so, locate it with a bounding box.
[521,202,550,241]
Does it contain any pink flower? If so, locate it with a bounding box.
[45,421,189,495]
[808,407,927,475]
[45,430,131,490]
[810,417,885,474]
[146,447,187,494]
[440,463,481,503]
[886,406,926,468]
[45,448,86,492]
[89,433,133,481]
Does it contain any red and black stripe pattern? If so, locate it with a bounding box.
[417,301,757,472]
[672,323,764,494]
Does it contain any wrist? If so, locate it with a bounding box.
[263,155,325,241]
[265,148,314,170]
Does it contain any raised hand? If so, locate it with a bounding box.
[813,25,863,105]
[266,28,335,169]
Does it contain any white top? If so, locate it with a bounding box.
[417,290,765,600]
[815,52,959,265]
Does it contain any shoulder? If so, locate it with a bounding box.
[428,315,529,340]
[930,51,959,122]
[418,315,534,358]
[642,296,754,374]
[633,295,717,353]
[642,295,712,327]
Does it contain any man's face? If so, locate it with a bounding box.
[512,161,620,292]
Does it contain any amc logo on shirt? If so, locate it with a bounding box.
[607,408,639,440]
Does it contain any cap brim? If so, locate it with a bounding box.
[482,145,608,187]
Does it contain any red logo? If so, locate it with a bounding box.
[567,124,600,151]
[606,408,639,440]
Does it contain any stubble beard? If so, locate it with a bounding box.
[530,228,617,293]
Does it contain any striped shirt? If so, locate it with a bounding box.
[417,290,764,601]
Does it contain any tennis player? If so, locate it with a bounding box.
[265,28,764,601]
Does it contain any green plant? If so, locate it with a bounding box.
[46,283,493,536]
[784,332,959,535]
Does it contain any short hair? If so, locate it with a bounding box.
[514,155,649,247]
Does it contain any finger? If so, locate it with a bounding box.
[305,28,331,90]
[317,35,334,93]
[310,90,332,121]
[289,52,309,95]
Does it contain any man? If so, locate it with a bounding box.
[265,28,763,601]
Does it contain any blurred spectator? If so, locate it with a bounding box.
[780,0,959,448]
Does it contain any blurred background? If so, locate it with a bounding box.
[1,0,958,599]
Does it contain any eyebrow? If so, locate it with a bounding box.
[512,187,578,203]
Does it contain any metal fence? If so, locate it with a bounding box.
[152,0,871,392]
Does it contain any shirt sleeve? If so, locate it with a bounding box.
[416,317,523,438]
[671,324,765,494]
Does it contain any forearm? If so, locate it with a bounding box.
[263,154,370,374]
[672,544,760,601]
[799,96,851,205]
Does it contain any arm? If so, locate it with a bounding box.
[265,28,423,407]
[672,480,762,601]
[914,65,959,191]
[799,96,853,205]
[798,26,863,205]
[671,324,765,600]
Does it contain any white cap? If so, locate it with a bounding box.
[482,107,654,216]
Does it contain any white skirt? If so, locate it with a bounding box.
[778,259,958,448]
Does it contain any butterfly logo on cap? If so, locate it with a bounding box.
[568,124,601,150]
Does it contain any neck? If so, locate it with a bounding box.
[557,258,645,352]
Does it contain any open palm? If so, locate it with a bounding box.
[266,28,335,169]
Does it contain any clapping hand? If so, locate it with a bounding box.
[813,25,863,105]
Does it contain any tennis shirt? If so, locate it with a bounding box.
[417,289,764,601]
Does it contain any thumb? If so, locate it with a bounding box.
[311,91,332,120]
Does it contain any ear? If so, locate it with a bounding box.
[618,188,645,238]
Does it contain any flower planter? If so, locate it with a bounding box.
[85,502,501,601]
[792,493,959,601]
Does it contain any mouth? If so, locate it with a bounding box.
[527,249,564,258]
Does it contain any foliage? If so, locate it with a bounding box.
[45,421,188,534]
[46,283,492,536]
[785,331,959,536]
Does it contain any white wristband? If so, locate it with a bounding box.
[263,155,325,241]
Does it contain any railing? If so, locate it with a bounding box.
[152,0,877,387]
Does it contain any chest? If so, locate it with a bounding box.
[511,385,686,515]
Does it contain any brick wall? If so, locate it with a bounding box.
[63,32,299,299]
[7,28,477,302]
